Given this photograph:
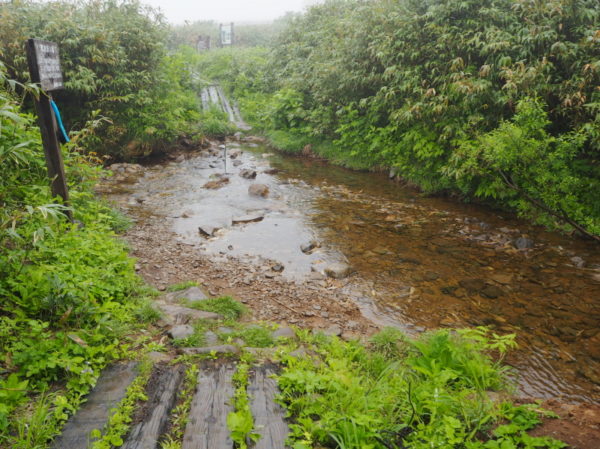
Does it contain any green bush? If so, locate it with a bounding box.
[197,0,600,237]
[277,328,563,449]
[0,64,141,445]
[0,0,202,158]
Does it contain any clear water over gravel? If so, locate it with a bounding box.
[108,141,600,404]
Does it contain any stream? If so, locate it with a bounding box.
[106,139,600,404]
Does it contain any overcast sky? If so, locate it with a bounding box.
[142,0,318,24]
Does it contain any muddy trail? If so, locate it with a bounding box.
[98,137,600,405]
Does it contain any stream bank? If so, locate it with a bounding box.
[98,135,600,407]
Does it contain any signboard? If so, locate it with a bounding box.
[28,39,64,91]
[220,23,233,46]
[25,38,72,221]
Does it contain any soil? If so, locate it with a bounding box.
[530,400,600,449]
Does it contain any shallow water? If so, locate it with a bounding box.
[109,142,600,403]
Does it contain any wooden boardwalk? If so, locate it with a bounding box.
[182,362,236,449]
[52,361,289,449]
[249,365,290,449]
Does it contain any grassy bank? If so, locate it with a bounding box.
[0,65,159,447]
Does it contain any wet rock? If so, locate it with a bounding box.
[424,271,440,281]
[181,345,240,356]
[323,325,342,337]
[232,160,243,167]
[244,347,277,359]
[397,257,422,265]
[577,364,600,384]
[513,237,534,250]
[203,177,229,189]
[324,262,353,279]
[198,225,218,237]
[272,264,285,272]
[301,240,319,254]
[289,347,308,358]
[169,286,208,302]
[239,169,257,179]
[204,331,219,345]
[248,183,269,197]
[439,317,458,327]
[372,246,389,255]
[157,303,221,324]
[272,326,296,339]
[490,274,513,285]
[168,324,194,340]
[480,285,504,299]
[232,214,264,224]
[307,271,326,281]
[234,131,243,140]
[147,351,170,363]
[263,168,279,175]
[229,149,241,159]
[341,331,360,341]
[570,256,585,268]
[458,278,486,292]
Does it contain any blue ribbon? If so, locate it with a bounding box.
[50,99,70,143]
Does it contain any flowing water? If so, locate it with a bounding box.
[109,141,600,404]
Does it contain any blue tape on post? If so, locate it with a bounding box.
[50,99,70,143]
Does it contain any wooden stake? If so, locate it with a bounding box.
[25,39,72,222]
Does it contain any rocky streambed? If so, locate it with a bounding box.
[98,136,600,404]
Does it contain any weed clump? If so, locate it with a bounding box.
[276,327,563,449]
[187,296,246,321]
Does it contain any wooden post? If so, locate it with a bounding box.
[25,38,73,222]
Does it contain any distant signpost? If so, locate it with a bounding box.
[26,38,72,221]
[220,23,234,47]
[196,35,211,52]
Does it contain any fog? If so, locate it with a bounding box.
[142,0,320,24]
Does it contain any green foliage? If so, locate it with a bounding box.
[198,106,237,138]
[0,0,202,158]
[369,327,408,360]
[167,281,199,292]
[199,0,600,236]
[276,327,558,449]
[0,65,143,446]
[448,98,600,234]
[229,325,274,348]
[227,363,259,449]
[187,296,246,321]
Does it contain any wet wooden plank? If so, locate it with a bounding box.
[182,363,235,449]
[51,361,139,449]
[249,365,290,449]
[122,365,184,449]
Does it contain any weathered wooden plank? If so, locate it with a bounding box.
[122,365,184,449]
[182,363,235,449]
[51,362,139,449]
[249,365,290,449]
